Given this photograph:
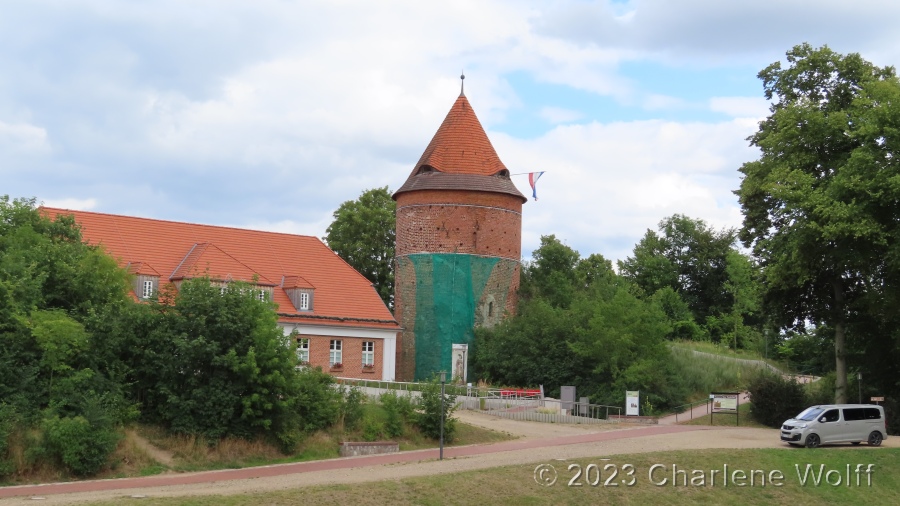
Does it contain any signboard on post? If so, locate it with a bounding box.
[710,392,740,426]
[712,393,738,411]
[626,391,639,416]
[871,396,885,402]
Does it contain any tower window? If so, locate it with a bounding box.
[488,301,494,317]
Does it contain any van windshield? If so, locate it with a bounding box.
[795,407,824,421]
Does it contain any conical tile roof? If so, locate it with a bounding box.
[394,93,526,202]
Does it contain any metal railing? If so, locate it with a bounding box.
[671,399,711,423]
[336,378,622,425]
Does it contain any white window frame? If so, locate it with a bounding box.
[329,339,342,367]
[258,289,267,301]
[142,279,154,299]
[362,341,374,367]
[300,292,310,310]
[296,338,310,365]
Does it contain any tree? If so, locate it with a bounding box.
[619,214,737,324]
[736,43,898,403]
[118,278,306,444]
[325,187,396,309]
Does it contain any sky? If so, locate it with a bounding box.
[4,0,900,264]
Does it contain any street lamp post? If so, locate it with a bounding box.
[439,370,446,460]
[858,372,862,404]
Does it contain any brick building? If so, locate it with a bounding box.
[393,85,527,381]
[42,208,400,381]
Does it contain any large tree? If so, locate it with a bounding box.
[736,43,898,403]
[619,214,739,325]
[324,187,395,309]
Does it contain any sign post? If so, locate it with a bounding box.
[626,391,639,416]
[710,392,740,426]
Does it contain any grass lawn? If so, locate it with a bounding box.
[681,402,770,429]
[90,447,900,505]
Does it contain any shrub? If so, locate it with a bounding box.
[294,367,341,433]
[362,414,384,442]
[0,404,18,477]
[414,377,457,443]
[40,415,120,476]
[380,391,414,438]
[340,386,366,430]
[747,372,807,428]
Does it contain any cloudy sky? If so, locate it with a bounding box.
[3,1,900,264]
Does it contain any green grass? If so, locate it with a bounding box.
[88,447,900,505]
[671,340,793,372]
[669,345,761,398]
[681,402,769,429]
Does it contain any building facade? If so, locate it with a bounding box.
[393,88,526,381]
[42,208,401,380]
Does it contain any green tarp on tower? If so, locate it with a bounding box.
[409,253,498,381]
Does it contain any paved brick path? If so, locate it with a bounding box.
[0,424,705,499]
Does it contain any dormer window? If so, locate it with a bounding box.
[136,275,159,299]
[285,287,314,311]
[142,280,154,299]
[417,165,436,175]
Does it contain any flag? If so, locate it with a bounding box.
[528,172,545,201]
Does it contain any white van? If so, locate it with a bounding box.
[781,404,887,448]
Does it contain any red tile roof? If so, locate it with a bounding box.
[394,94,526,202]
[411,94,507,177]
[42,208,399,330]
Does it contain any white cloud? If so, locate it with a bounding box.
[41,197,98,210]
[539,106,584,124]
[0,120,50,154]
[709,96,769,118]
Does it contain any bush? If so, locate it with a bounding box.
[380,391,414,438]
[295,368,341,433]
[747,372,807,428]
[40,415,120,476]
[414,377,457,443]
[340,386,366,430]
[0,404,18,477]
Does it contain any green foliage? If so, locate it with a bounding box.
[380,391,414,438]
[325,187,396,309]
[0,404,17,478]
[340,386,366,430]
[414,377,457,442]
[477,236,692,411]
[747,372,807,428]
[293,367,342,434]
[737,43,900,403]
[619,214,738,324]
[39,414,121,476]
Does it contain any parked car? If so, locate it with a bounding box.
[781,404,887,448]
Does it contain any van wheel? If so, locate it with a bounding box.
[868,431,883,447]
[805,433,821,448]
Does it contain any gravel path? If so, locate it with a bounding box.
[4,411,892,505]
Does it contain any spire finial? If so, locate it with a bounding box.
[460,71,465,96]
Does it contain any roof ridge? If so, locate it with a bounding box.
[170,242,202,280]
[41,207,320,241]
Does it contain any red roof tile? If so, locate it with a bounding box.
[42,208,398,329]
[411,94,506,177]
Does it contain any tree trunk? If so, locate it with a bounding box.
[833,277,848,404]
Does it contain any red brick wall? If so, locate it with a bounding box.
[393,189,524,381]
[395,190,522,260]
[298,335,383,380]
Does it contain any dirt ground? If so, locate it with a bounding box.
[4,411,895,505]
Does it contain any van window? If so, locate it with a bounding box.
[796,407,824,421]
[843,408,865,421]
[864,408,882,420]
[821,409,840,423]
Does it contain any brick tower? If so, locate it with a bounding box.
[393,81,526,381]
